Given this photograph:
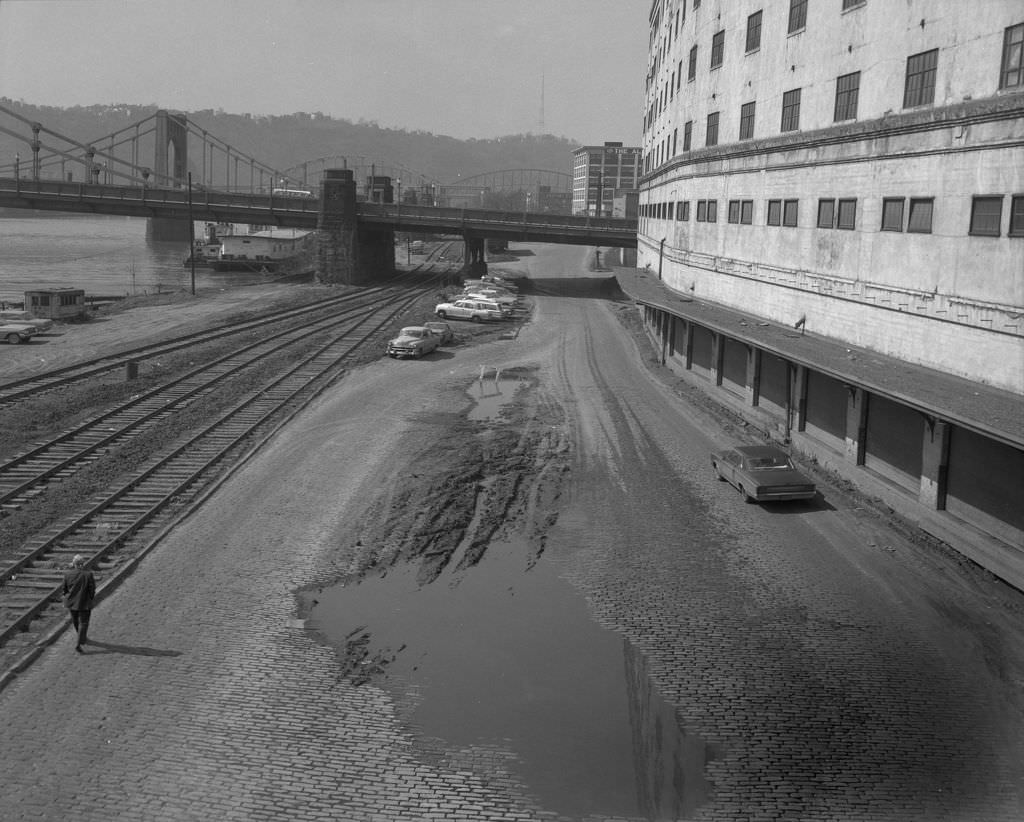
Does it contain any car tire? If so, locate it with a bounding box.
[471,315,482,323]
[437,310,447,319]
[6,333,21,345]
[738,484,755,503]
[711,460,725,480]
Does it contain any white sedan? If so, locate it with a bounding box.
[434,299,503,322]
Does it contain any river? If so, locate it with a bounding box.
[0,215,273,305]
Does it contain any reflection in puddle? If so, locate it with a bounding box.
[466,369,528,421]
[307,537,712,820]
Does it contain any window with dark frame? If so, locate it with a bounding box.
[1009,196,1024,236]
[1001,23,1024,89]
[817,198,836,228]
[682,201,691,221]
[969,196,1003,236]
[842,0,865,10]
[676,201,685,221]
[668,202,675,220]
[788,0,807,34]
[767,199,782,225]
[706,111,719,146]
[746,10,762,53]
[783,199,798,227]
[688,45,698,81]
[907,198,934,234]
[837,199,857,230]
[834,71,860,121]
[728,200,741,223]
[711,30,725,69]
[707,200,718,222]
[696,200,707,221]
[781,88,801,131]
[741,200,754,224]
[683,120,693,151]
[739,101,756,140]
[881,198,905,231]
[903,49,938,108]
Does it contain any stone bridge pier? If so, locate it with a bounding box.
[317,168,395,285]
[463,236,488,277]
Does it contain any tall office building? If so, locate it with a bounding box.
[638,0,1023,580]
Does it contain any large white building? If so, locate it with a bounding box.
[637,0,1024,582]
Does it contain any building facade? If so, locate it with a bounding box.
[638,0,1024,582]
[572,143,643,216]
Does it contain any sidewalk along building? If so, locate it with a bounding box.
[572,143,642,217]
[638,1,1024,581]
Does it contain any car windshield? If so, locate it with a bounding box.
[746,454,792,469]
[401,328,424,338]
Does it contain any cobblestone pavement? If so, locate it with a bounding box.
[1,246,1022,821]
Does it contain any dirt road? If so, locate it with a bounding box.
[0,245,1021,821]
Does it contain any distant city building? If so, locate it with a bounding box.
[572,143,642,216]
[638,0,1024,579]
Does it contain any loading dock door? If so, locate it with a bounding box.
[803,371,846,451]
[946,427,1024,546]
[863,394,923,491]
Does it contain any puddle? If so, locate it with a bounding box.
[466,369,528,421]
[306,537,712,820]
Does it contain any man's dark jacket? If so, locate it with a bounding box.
[63,568,96,611]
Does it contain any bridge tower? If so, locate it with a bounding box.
[317,169,395,284]
[148,110,191,241]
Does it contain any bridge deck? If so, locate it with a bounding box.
[0,179,637,248]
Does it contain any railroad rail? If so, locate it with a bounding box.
[0,247,461,671]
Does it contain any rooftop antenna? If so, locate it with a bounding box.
[538,71,545,135]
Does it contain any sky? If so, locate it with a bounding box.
[0,0,650,144]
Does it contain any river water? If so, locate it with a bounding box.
[0,215,271,305]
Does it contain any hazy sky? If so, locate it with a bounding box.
[0,0,649,144]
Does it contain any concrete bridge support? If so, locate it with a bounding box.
[463,235,487,276]
[316,169,395,285]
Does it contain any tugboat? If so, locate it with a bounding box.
[183,223,230,267]
[208,228,313,272]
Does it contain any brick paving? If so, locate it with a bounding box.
[1,261,1022,821]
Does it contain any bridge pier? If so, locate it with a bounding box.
[316,168,395,285]
[147,218,191,242]
[463,235,487,276]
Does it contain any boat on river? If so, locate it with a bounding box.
[208,228,314,273]
[183,223,232,267]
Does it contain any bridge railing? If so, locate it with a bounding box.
[358,202,638,234]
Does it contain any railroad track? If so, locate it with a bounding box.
[0,241,456,407]
[0,284,428,655]
[0,245,461,667]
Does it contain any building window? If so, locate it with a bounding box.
[1010,196,1024,237]
[746,10,762,53]
[903,49,938,108]
[668,202,675,220]
[739,101,756,140]
[706,111,719,147]
[783,199,799,227]
[1001,23,1024,89]
[672,128,678,155]
[694,0,701,8]
[837,199,857,230]
[682,201,691,221]
[817,198,836,228]
[728,200,741,223]
[676,201,685,221]
[696,200,707,221]
[707,200,718,222]
[710,30,725,69]
[969,196,1003,236]
[781,88,801,132]
[741,200,754,224]
[688,45,698,81]
[767,199,782,226]
[842,0,865,9]
[683,120,693,151]
[907,198,934,234]
[834,71,860,121]
[788,0,807,33]
[881,198,905,231]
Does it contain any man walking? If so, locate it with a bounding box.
[62,554,96,653]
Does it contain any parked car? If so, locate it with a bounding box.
[386,326,441,358]
[434,299,503,322]
[462,292,515,312]
[710,445,817,503]
[0,310,54,333]
[0,321,39,345]
[423,321,455,344]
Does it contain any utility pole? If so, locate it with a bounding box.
[187,172,196,296]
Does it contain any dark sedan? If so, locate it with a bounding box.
[711,445,816,503]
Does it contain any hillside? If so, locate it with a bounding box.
[0,100,580,185]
